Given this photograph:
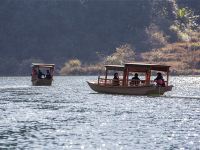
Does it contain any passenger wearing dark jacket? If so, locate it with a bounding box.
[130,73,140,86]
[154,72,165,87]
[38,69,45,79]
[46,70,52,79]
[112,72,120,86]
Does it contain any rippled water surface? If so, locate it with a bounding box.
[0,76,200,149]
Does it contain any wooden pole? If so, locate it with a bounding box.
[145,71,148,85]
[126,68,129,86]
[149,70,151,85]
[123,68,128,86]
[145,70,151,85]
[167,69,169,86]
[105,68,108,86]
[98,75,100,85]
[122,69,126,86]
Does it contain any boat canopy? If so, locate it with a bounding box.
[104,65,125,71]
[125,63,170,72]
[104,63,170,72]
[32,63,55,68]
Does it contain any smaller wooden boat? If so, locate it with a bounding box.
[87,63,173,95]
[31,63,55,86]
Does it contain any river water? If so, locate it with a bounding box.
[0,76,200,149]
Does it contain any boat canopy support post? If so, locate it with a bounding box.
[105,69,108,86]
[50,68,54,76]
[123,68,128,86]
[98,75,100,85]
[145,70,151,85]
[122,70,125,86]
[167,69,169,86]
[126,68,129,86]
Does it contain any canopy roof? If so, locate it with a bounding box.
[105,65,124,71]
[32,63,55,68]
[104,63,170,72]
[125,63,170,72]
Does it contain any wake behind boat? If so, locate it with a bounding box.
[87,63,173,95]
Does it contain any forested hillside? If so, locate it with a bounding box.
[0,0,199,75]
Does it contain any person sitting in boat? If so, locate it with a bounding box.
[154,72,165,87]
[32,68,37,77]
[45,70,52,79]
[130,73,140,86]
[112,72,120,86]
[31,68,37,79]
[38,69,45,79]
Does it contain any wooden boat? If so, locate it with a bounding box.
[87,63,173,95]
[31,63,55,86]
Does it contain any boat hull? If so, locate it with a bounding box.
[32,78,53,86]
[87,81,173,95]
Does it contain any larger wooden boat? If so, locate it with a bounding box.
[87,63,173,95]
[31,63,55,86]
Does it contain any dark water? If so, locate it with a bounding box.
[0,76,200,149]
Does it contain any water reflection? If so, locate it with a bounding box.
[0,76,200,149]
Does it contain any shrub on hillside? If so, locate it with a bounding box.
[145,24,168,49]
[104,44,135,65]
[60,59,82,75]
[141,42,200,74]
